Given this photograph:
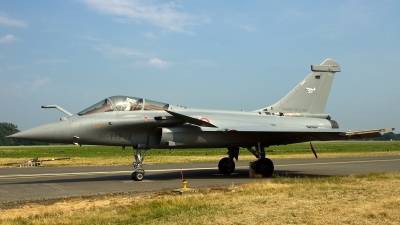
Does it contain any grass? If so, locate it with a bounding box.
[0,172,399,224]
[0,141,399,167]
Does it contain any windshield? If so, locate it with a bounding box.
[77,98,113,116]
[78,96,169,116]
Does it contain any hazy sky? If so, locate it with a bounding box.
[1,0,399,131]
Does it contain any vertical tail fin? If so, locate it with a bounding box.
[255,59,340,114]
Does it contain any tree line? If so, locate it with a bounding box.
[372,132,400,141]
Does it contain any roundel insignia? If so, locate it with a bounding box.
[199,117,210,123]
[143,116,148,121]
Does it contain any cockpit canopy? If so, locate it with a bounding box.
[78,96,170,116]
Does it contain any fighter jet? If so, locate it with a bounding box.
[8,59,394,181]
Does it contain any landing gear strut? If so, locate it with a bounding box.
[248,142,274,177]
[131,147,147,181]
[218,147,239,174]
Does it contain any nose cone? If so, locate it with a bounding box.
[8,124,54,142]
[8,120,71,144]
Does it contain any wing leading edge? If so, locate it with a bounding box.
[165,110,218,128]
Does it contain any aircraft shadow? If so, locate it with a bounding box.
[1,168,331,186]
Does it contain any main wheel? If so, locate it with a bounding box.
[218,157,235,174]
[256,158,274,177]
[132,171,145,181]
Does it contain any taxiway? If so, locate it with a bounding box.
[0,155,399,203]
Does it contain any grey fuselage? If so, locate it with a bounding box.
[16,104,342,149]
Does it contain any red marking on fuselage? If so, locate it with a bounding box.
[143,116,148,121]
[199,117,210,123]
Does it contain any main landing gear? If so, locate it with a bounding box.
[131,147,147,181]
[218,147,239,174]
[248,142,274,177]
[218,143,274,177]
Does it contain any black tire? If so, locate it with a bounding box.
[256,158,274,177]
[218,157,235,174]
[132,171,144,181]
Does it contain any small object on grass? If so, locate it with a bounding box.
[172,180,197,193]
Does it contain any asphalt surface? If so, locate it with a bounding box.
[0,155,399,203]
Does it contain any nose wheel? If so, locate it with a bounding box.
[132,147,147,181]
[132,170,145,181]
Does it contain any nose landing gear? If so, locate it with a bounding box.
[131,147,147,181]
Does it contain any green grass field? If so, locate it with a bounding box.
[0,141,399,167]
[1,141,399,158]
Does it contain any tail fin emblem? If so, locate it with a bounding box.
[305,87,316,94]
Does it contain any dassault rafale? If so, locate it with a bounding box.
[9,59,394,181]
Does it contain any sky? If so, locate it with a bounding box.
[1,0,399,131]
